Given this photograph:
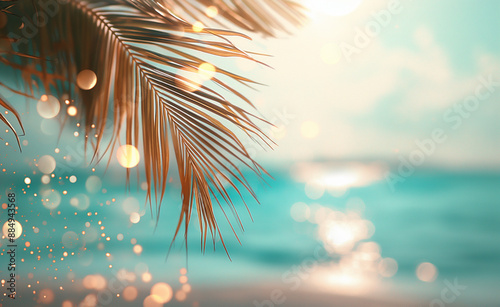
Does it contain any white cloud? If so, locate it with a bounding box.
[242,11,500,166]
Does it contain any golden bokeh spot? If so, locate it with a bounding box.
[175,290,187,301]
[133,244,143,255]
[182,283,191,293]
[175,68,203,92]
[116,145,140,168]
[67,106,78,117]
[37,95,60,119]
[378,258,398,278]
[416,262,437,282]
[37,288,54,304]
[123,286,138,301]
[62,300,74,307]
[198,63,216,80]
[82,274,107,290]
[38,155,56,174]
[130,212,141,224]
[192,21,204,32]
[144,295,163,307]
[77,69,97,90]
[206,6,219,18]
[179,275,188,284]
[151,282,173,304]
[3,220,23,240]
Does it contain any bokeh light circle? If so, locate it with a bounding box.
[62,231,79,249]
[130,212,141,224]
[62,300,73,307]
[70,194,90,211]
[38,155,56,174]
[144,295,164,307]
[304,180,325,199]
[41,175,51,184]
[85,176,102,194]
[379,257,398,278]
[290,202,310,222]
[37,288,54,304]
[67,106,78,116]
[123,197,140,214]
[123,286,138,301]
[77,70,97,90]
[2,220,22,240]
[41,189,61,210]
[150,282,173,304]
[198,63,216,80]
[37,95,60,119]
[416,262,438,282]
[117,145,140,168]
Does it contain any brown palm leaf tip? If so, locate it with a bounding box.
[0,0,303,253]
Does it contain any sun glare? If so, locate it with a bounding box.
[306,0,363,17]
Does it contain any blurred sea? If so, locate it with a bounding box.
[1,163,500,306]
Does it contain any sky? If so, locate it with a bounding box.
[2,0,500,171]
[240,0,500,169]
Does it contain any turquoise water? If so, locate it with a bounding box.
[1,165,500,306]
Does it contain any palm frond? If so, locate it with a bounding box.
[1,1,27,149]
[0,95,24,149]
[1,0,303,253]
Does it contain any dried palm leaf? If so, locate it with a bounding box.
[0,0,303,254]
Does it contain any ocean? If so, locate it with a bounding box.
[1,163,499,306]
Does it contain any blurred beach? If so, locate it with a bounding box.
[2,162,499,306]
